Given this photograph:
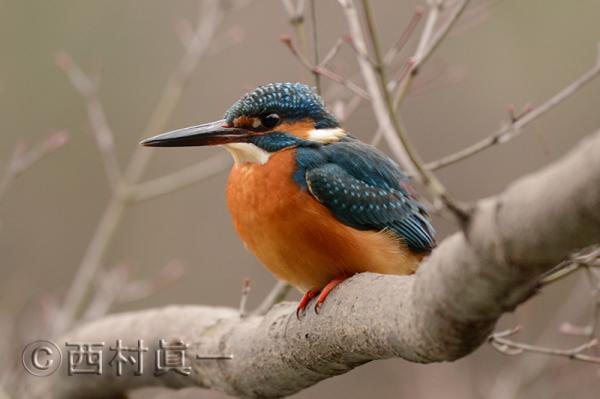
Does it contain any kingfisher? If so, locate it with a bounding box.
[141,82,435,316]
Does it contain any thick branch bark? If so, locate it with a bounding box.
[39,130,600,398]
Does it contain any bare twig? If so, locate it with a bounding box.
[0,131,69,204]
[449,0,504,36]
[239,278,252,318]
[332,93,364,123]
[281,0,309,80]
[489,277,594,399]
[320,38,345,68]
[309,0,321,93]
[539,245,600,286]
[117,260,186,303]
[313,66,371,99]
[413,1,443,67]
[413,0,469,75]
[409,60,465,96]
[80,264,129,323]
[342,35,377,66]
[489,328,600,364]
[383,6,425,66]
[281,35,370,99]
[55,52,121,189]
[129,153,231,203]
[253,281,293,316]
[393,0,470,107]
[426,48,600,170]
[583,266,600,343]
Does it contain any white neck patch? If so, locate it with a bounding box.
[306,127,347,143]
[223,143,271,165]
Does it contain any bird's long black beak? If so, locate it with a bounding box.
[140,119,257,147]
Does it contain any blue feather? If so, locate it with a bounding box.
[298,138,436,252]
[225,82,338,128]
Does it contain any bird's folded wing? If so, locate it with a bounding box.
[305,163,435,251]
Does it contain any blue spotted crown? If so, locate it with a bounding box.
[224,82,338,129]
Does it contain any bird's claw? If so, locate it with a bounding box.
[296,288,319,320]
[296,276,350,319]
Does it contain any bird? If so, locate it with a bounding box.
[141,82,435,316]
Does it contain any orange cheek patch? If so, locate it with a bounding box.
[276,119,315,139]
[233,115,257,128]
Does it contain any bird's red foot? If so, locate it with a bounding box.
[314,276,349,314]
[296,288,319,319]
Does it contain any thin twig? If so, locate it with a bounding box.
[309,0,321,93]
[320,38,345,68]
[409,59,465,96]
[80,264,129,323]
[489,327,600,364]
[413,1,443,67]
[383,6,425,66]
[313,66,370,99]
[130,153,231,203]
[333,93,364,123]
[281,35,370,99]
[449,0,504,37]
[117,260,186,303]
[239,278,251,318]
[413,0,469,74]
[539,262,581,286]
[426,48,600,170]
[583,267,600,344]
[393,0,470,109]
[55,52,121,189]
[253,281,293,316]
[342,35,377,66]
[539,245,600,286]
[281,0,309,81]
[0,131,69,204]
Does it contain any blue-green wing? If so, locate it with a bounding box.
[305,160,435,252]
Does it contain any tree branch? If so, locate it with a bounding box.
[0,131,68,204]
[41,128,600,399]
[253,280,293,316]
[55,52,122,190]
[280,35,371,100]
[426,45,600,171]
[128,153,231,203]
[489,327,600,364]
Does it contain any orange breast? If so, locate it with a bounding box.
[226,149,422,291]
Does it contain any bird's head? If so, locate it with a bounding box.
[141,82,346,164]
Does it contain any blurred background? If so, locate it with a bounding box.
[1,0,600,398]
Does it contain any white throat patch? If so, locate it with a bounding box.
[306,127,347,143]
[223,143,271,165]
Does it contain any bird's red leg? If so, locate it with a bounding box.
[314,275,349,314]
[296,288,319,319]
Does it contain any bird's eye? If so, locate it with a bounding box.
[261,113,281,129]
